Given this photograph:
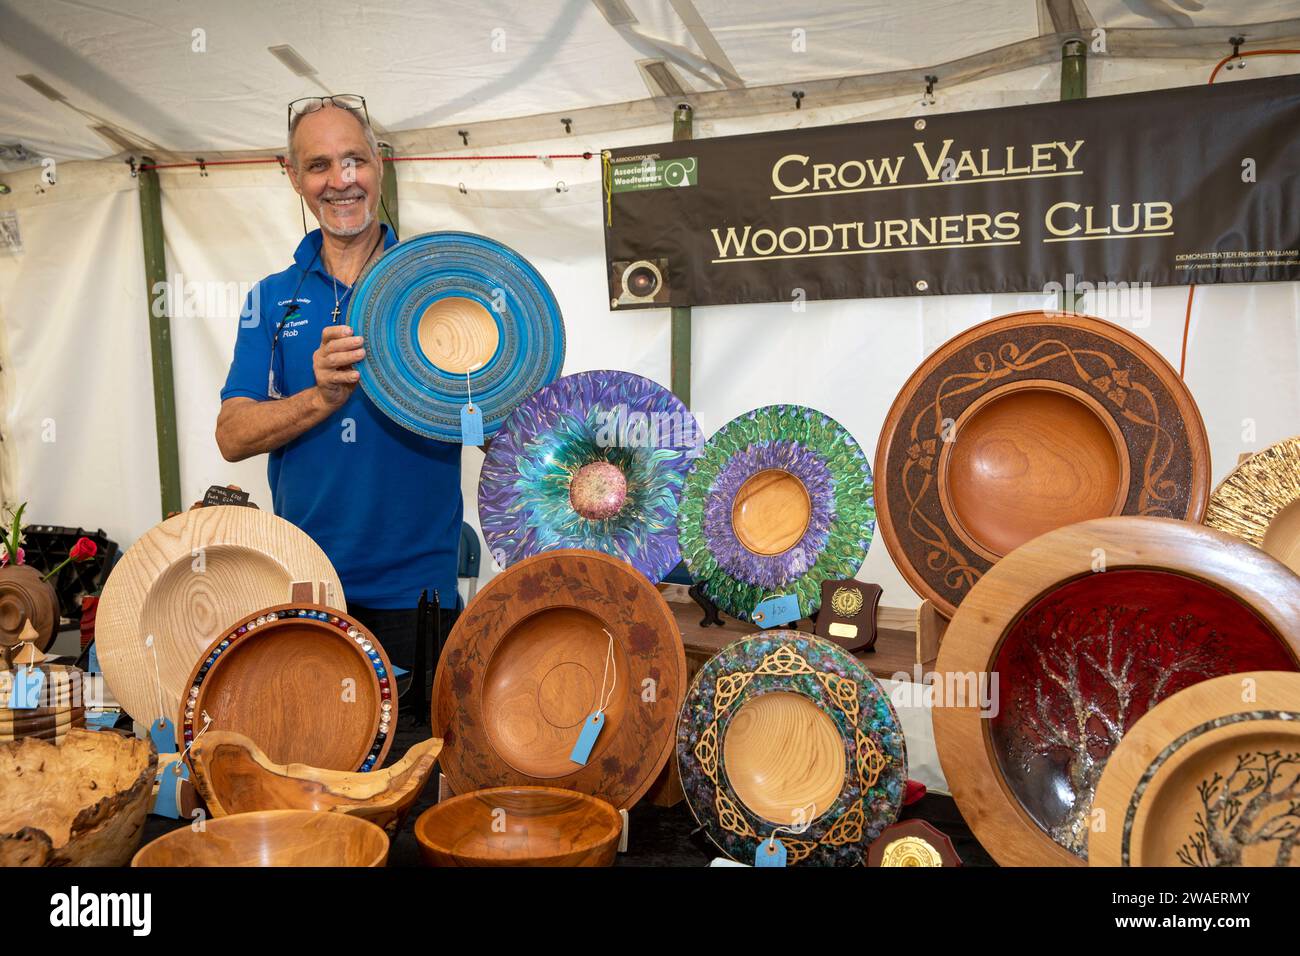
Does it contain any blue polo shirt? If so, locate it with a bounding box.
[221,225,462,608]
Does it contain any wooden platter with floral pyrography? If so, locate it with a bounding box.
[1090,671,1300,867]
[933,517,1300,867]
[432,549,685,810]
[875,311,1210,617]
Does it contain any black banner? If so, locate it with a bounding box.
[602,74,1300,309]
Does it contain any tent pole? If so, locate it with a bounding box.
[670,103,693,407]
[137,159,183,518]
[1059,38,1087,314]
[379,143,399,236]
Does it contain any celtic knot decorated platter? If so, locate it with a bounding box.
[478,370,701,582]
[677,405,875,622]
[349,232,565,442]
[875,311,1209,616]
[677,631,906,866]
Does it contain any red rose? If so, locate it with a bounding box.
[69,537,97,562]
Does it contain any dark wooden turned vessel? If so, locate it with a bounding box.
[0,565,60,651]
[191,730,441,835]
[414,786,622,867]
[131,809,389,867]
[0,729,155,866]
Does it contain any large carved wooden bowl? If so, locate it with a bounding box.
[934,517,1300,867]
[0,729,155,866]
[414,786,621,867]
[433,549,684,809]
[181,604,395,771]
[1205,435,1300,576]
[190,730,441,835]
[132,809,389,867]
[875,311,1210,616]
[1091,671,1300,867]
[96,507,343,730]
[0,565,60,651]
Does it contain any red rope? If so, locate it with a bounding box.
[138,152,593,171]
[1180,48,1300,378]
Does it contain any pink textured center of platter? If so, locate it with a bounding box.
[569,462,628,520]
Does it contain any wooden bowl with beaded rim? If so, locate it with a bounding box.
[933,517,1300,867]
[875,310,1210,617]
[179,603,395,772]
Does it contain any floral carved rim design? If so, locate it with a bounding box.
[678,405,875,622]
[478,370,701,583]
[430,549,684,810]
[877,313,1207,615]
[676,631,906,866]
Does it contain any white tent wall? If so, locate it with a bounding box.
[1,54,1299,612]
[0,163,162,548]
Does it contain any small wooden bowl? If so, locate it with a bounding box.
[415,786,622,867]
[191,731,442,835]
[0,729,155,866]
[131,809,389,867]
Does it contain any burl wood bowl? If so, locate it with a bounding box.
[190,731,442,836]
[131,809,389,867]
[0,729,155,866]
[414,786,622,867]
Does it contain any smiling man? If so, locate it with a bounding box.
[216,96,462,671]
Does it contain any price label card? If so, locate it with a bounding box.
[569,711,606,765]
[461,404,484,446]
[10,666,43,710]
[752,594,800,629]
[755,839,788,867]
[152,759,190,819]
[149,717,177,754]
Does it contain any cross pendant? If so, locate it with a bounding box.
[331,304,341,324]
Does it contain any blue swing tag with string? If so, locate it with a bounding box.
[149,717,177,754]
[569,711,605,766]
[10,666,43,710]
[752,594,800,629]
[460,403,484,446]
[755,839,787,867]
[152,760,190,819]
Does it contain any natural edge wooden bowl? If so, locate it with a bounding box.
[0,729,156,866]
[131,809,390,867]
[191,730,442,836]
[415,786,622,867]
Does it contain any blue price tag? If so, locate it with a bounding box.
[461,403,484,446]
[149,717,177,754]
[87,642,101,674]
[151,759,190,819]
[755,839,787,867]
[569,711,606,765]
[85,712,120,732]
[752,594,800,628]
[10,666,43,710]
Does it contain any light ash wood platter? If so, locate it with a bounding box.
[96,507,343,728]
